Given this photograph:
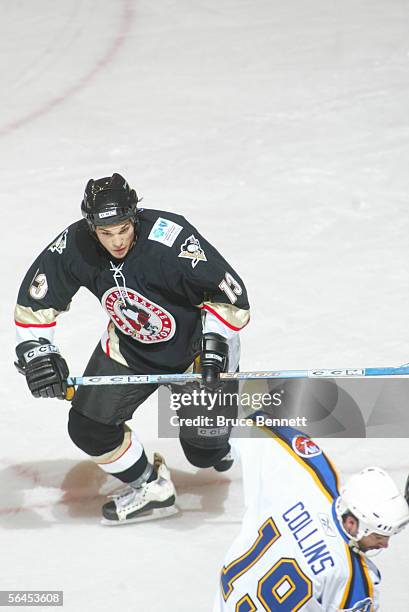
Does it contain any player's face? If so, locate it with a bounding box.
[358,533,390,552]
[95,220,135,259]
[343,515,390,552]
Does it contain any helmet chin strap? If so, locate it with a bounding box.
[347,537,384,557]
[364,548,384,558]
[348,536,384,559]
[346,519,390,558]
[337,503,384,557]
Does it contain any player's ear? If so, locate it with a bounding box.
[342,514,358,536]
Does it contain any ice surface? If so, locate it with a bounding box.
[1,1,408,610]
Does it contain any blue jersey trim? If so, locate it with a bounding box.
[251,413,340,500]
[331,501,373,607]
[345,552,372,607]
[331,501,350,543]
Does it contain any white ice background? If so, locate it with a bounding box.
[1,1,408,610]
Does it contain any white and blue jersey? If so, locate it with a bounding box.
[214,422,380,611]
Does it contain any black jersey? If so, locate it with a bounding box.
[15,209,250,374]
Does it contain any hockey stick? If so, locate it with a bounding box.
[67,365,409,387]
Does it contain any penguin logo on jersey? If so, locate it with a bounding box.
[178,234,207,268]
[102,287,176,344]
[292,435,322,458]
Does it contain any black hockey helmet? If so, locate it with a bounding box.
[81,173,139,230]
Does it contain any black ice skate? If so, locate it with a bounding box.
[214,449,234,473]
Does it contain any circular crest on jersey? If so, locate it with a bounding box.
[102,287,176,344]
[291,435,322,458]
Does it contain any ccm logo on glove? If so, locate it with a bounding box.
[24,344,60,362]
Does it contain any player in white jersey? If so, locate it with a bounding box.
[214,421,409,611]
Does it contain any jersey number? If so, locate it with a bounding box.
[219,272,242,304]
[221,518,313,611]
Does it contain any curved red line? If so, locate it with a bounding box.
[0,0,135,138]
[15,321,56,328]
[201,304,249,331]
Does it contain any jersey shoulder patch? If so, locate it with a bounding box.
[178,234,207,268]
[48,228,69,254]
[148,217,183,247]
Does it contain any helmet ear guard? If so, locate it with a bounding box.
[335,467,409,543]
[81,173,139,231]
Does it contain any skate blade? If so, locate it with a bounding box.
[101,505,178,526]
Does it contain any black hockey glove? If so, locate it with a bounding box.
[15,338,69,400]
[200,333,229,389]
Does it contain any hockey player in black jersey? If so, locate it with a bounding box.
[14,173,250,524]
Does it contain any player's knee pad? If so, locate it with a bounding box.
[67,408,124,456]
[179,437,231,469]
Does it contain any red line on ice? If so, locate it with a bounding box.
[0,0,135,138]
